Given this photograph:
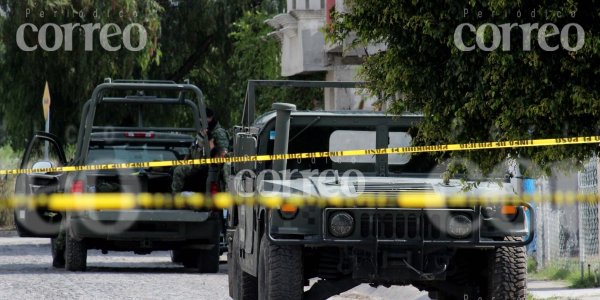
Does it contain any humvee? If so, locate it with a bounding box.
[14,79,222,272]
[227,81,533,299]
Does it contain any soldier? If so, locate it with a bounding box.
[206,109,231,194]
[171,132,209,193]
[210,146,229,192]
[172,108,230,193]
[206,108,230,151]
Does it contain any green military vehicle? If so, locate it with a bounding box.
[227,81,533,299]
[14,79,222,272]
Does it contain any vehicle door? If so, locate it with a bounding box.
[13,132,67,237]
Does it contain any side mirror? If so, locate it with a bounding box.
[31,161,54,173]
[233,133,257,173]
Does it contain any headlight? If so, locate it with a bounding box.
[481,205,518,221]
[329,211,354,238]
[481,206,498,218]
[448,214,472,239]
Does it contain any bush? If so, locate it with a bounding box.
[529,259,600,288]
[528,257,538,273]
[0,145,21,228]
[570,273,598,289]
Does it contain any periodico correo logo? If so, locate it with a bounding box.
[16,6,148,52]
[454,8,585,52]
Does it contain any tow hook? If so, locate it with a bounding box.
[403,259,447,280]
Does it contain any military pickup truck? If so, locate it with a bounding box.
[227,81,533,300]
[14,79,222,272]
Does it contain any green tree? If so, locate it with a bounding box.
[0,0,315,150]
[228,10,281,120]
[0,0,162,148]
[151,0,322,128]
[228,10,324,124]
[146,0,287,127]
[331,0,600,174]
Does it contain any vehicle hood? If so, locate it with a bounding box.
[259,176,516,198]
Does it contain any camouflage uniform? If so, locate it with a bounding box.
[172,135,208,193]
[210,122,230,192]
[217,161,231,192]
[172,165,190,193]
[210,146,230,192]
[172,122,230,193]
[211,123,230,151]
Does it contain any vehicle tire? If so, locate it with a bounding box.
[437,237,526,300]
[171,250,183,264]
[181,250,199,269]
[239,271,259,300]
[199,245,220,273]
[180,248,218,273]
[258,234,303,300]
[228,238,237,298]
[51,237,65,268]
[65,233,87,272]
[487,236,527,300]
[230,230,258,300]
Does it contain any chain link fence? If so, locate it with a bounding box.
[533,157,600,281]
[577,157,600,277]
[534,179,575,270]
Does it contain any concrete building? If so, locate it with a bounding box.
[266,0,385,111]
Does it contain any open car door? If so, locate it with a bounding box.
[13,132,67,237]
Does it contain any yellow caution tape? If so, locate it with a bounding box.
[1,135,599,175]
[1,191,596,211]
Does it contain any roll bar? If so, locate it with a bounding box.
[242,80,367,127]
[73,79,209,165]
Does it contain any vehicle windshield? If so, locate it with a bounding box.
[93,99,198,130]
[329,130,412,165]
[274,123,439,175]
[86,145,188,164]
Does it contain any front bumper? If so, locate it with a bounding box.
[269,204,534,247]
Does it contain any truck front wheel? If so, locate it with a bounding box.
[65,232,87,272]
[51,237,65,268]
[171,250,183,264]
[181,247,220,273]
[437,237,526,300]
[230,230,258,300]
[199,246,220,273]
[487,236,527,300]
[258,234,303,300]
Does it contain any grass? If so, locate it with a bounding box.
[529,257,600,288]
[0,145,21,229]
[570,274,598,288]
[528,256,538,273]
[528,261,571,281]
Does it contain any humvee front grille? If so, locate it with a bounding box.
[359,212,417,239]
[359,211,430,240]
[325,208,474,242]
